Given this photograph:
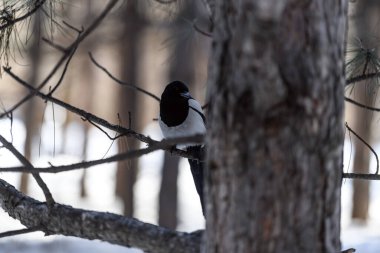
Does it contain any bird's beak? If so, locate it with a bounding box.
[180,92,192,99]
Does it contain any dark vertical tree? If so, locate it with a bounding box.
[205,1,347,252]
[115,0,144,216]
[78,0,98,198]
[20,11,44,194]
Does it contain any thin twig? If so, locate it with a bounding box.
[42,37,67,52]
[0,134,55,206]
[62,20,83,34]
[343,173,380,180]
[0,227,41,238]
[193,22,212,37]
[89,52,161,102]
[82,117,123,140]
[344,97,380,112]
[47,44,78,96]
[345,122,379,174]
[346,72,380,86]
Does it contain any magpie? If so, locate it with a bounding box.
[159,80,206,215]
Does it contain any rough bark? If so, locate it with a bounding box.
[0,178,201,253]
[205,1,347,253]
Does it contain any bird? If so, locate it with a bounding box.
[159,80,206,215]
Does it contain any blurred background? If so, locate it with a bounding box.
[0,0,379,252]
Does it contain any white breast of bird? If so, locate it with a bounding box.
[159,99,206,150]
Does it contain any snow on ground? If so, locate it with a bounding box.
[0,119,379,252]
[0,236,142,253]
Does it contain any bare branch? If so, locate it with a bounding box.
[42,37,67,52]
[0,135,204,174]
[344,97,380,112]
[341,248,356,253]
[3,67,197,159]
[3,66,150,142]
[345,122,379,174]
[346,72,380,86]
[193,21,212,37]
[0,0,119,118]
[47,44,78,95]
[0,134,55,206]
[0,178,202,253]
[89,52,161,102]
[343,173,380,180]
[62,20,84,34]
[0,227,41,238]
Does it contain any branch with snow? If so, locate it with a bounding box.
[0,178,202,253]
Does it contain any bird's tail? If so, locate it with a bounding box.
[187,146,205,216]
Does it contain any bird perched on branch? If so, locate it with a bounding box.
[159,81,206,215]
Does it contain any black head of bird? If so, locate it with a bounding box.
[160,81,193,127]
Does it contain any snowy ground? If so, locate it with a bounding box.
[0,118,379,252]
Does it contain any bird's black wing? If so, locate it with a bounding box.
[187,145,206,216]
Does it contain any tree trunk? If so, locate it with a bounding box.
[159,154,180,228]
[351,85,372,221]
[205,1,347,253]
[20,11,43,193]
[115,0,143,216]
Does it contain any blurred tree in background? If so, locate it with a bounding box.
[347,0,380,222]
